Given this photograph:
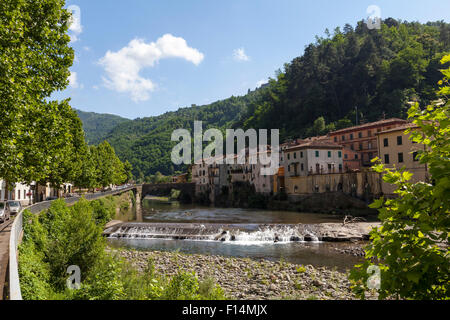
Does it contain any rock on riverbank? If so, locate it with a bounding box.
[114,249,377,300]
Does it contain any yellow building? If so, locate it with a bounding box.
[376,123,429,196]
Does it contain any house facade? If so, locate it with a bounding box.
[0,180,35,205]
[329,118,408,168]
[376,123,429,196]
[284,141,344,178]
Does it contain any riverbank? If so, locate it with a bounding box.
[114,248,377,300]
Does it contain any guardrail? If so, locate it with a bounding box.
[8,186,136,300]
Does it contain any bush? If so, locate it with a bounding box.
[162,271,200,300]
[90,197,116,226]
[349,57,450,300]
[72,254,126,300]
[198,276,227,300]
[18,241,54,300]
[19,196,227,300]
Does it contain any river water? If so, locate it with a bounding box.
[107,198,366,271]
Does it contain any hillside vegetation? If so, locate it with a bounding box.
[75,109,130,145]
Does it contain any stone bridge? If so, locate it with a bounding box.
[142,183,196,203]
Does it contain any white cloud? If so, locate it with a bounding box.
[256,79,268,88]
[99,34,204,102]
[233,48,250,62]
[68,5,82,43]
[69,72,79,88]
[83,46,91,52]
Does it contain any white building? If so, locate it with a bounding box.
[284,140,344,178]
[0,180,35,205]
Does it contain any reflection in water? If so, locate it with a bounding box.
[115,203,137,222]
[109,198,366,270]
[141,199,345,224]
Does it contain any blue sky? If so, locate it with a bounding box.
[60,0,450,119]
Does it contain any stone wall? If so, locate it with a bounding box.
[286,171,382,200]
[285,168,428,200]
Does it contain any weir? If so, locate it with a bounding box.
[104,221,377,243]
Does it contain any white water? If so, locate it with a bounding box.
[107,224,321,244]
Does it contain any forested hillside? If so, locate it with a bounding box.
[102,93,260,180]
[79,19,450,179]
[239,19,450,138]
[75,109,130,144]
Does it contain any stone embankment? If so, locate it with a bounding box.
[115,249,378,300]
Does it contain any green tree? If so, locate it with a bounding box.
[349,56,450,300]
[0,0,74,185]
[311,117,326,136]
[123,160,133,183]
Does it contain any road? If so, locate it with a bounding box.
[0,219,13,300]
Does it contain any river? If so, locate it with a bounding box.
[107,197,368,271]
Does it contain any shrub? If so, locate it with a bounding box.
[18,241,54,300]
[162,271,200,300]
[19,196,228,300]
[198,276,227,300]
[349,56,450,300]
[90,196,117,226]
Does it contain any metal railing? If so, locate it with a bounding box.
[8,186,136,300]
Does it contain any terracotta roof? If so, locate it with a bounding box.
[376,122,419,135]
[330,118,407,135]
[286,140,343,151]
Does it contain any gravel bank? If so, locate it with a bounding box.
[115,249,377,300]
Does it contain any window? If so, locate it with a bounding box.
[300,152,304,158]
[301,163,304,171]
[355,154,359,160]
[315,151,320,158]
[287,153,290,160]
[338,151,342,158]
[368,142,373,149]
[328,151,332,158]
[368,131,372,137]
[397,136,403,146]
[358,132,363,138]
[369,152,373,160]
[350,134,354,140]
[413,152,419,162]
[334,137,337,142]
[344,154,348,159]
[398,153,404,163]
[359,143,363,150]
[385,154,390,164]
[17,190,21,200]
[288,165,290,172]
[384,138,389,147]
[294,152,297,159]
[351,144,354,151]
[342,135,345,141]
